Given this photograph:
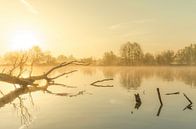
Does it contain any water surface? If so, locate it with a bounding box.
[0,66,196,129]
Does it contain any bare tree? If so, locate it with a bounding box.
[120,42,143,65]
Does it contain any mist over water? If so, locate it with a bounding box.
[0,66,196,129]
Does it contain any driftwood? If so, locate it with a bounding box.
[90,78,114,87]
[157,88,163,105]
[183,93,193,104]
[165,92,180,95]
[183,93,193,110]
[134,93,142,109]
[0,61,87,87]
[156,88,163,116]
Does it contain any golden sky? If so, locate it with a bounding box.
[0,0,196,58]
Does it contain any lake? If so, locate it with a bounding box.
[0,66,196,129]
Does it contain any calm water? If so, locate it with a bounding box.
[0,66,196,129]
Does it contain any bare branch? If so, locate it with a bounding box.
[156,88,163,116]
[48,70,77,80]
[45,61,88,76]
[48,82,77,88]
[0,89,4,96]
[0,61,83,87]
[45,90,86,97]
[17,55,28,77]
[183,93,193,104]
[183,93,193,111]
[91,78,114,87]
[29,60,34,77]
[165,92,180,95]
[157,88,163,106]
[1,68,6,73]
[9,57,18,75]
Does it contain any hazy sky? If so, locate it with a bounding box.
[0,0,196,58]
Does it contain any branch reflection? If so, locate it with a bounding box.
[0,85,87,127]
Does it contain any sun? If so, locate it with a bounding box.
[10,29,41,50]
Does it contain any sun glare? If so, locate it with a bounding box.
[10,30,41,50]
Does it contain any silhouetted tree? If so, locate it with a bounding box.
[155,50,174,65]
[80,57,96,65]
[1,43,196,66]
[175,44,196,65]
[43,51,57,65]
[143,53,155,65]
[29,46,45,65]
[102,51,118,65]
[57,55,67,63]
[3,51,25,65]
[120,42,143,65]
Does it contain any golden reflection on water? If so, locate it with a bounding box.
[0,66,196,129]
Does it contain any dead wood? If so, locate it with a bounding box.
[183,93,193,104]
[134,93,142,109]
[165,92,180,95]
[183,93,193,111]
[156,88,163,116]
[157,88,163,106]
[0,61,87,87]
[90,78,114,87]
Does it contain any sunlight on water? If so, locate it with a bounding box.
[0,66,196,129]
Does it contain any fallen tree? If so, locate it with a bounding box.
[0,59,88,88]
[0,56,91,126]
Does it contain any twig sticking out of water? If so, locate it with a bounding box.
[90,78,114,87]
[134,93,142,109]
[183,93,193,111]
[165,92,180,95]
[156,88,163,116]
[157,88,163,106]
[183,93,193,104]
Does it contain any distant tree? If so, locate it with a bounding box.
[3,51,25,65]
[175,49,184,64]
[0,56,3,65]
[120,42,143,65]
[57,55,67,63]
[80,57,96,65]
[155,50,174,65]
[192,44,196,64]
[175,44,196,65]
[43,51,57,65]
[143,53,155,65]
[102,51,118,65]
[2,43,196,66]
[67,55,76,61]
[163,50,175,64]
[29,46,45,65]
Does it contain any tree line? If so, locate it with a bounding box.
[0,42,196,66]
[101,42,196,66]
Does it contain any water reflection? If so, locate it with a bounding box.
[96,67,196,89]
[0,87,35,126]
[120,70,142,90]
[0,85,87,127]
[80,67,97,76]
[1,67,196,129]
